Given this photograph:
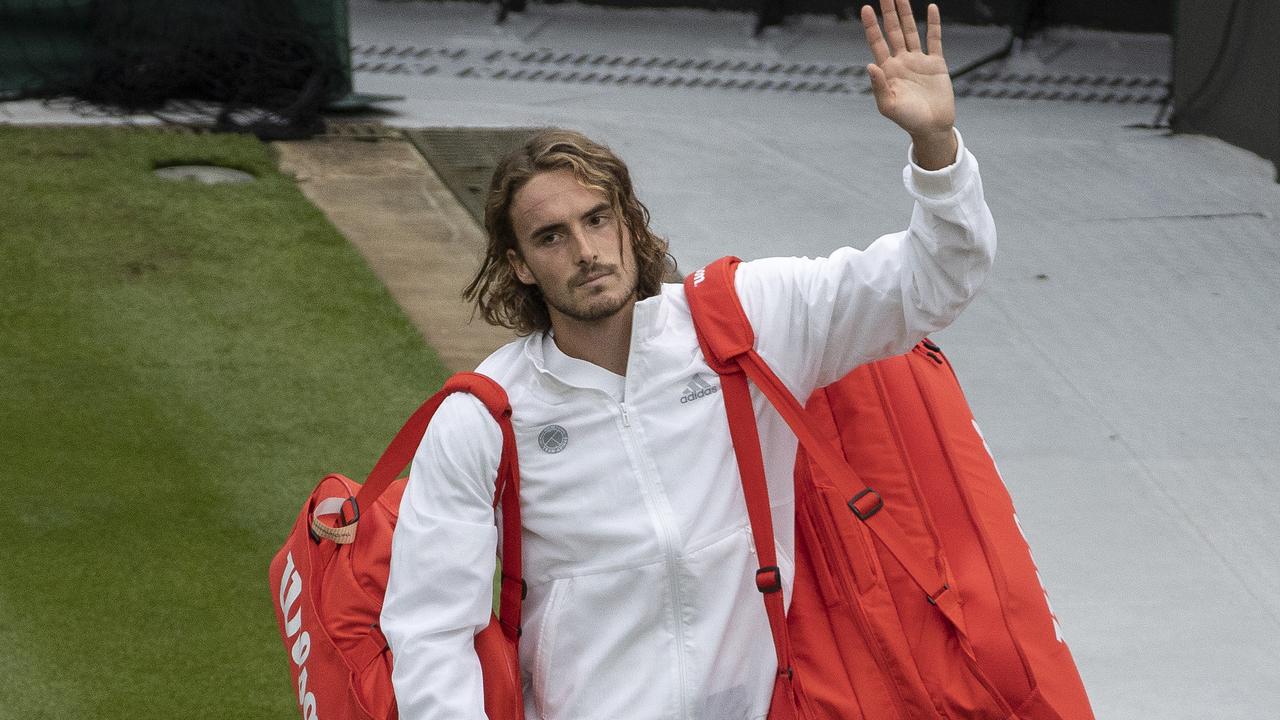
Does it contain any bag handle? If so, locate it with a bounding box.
[684,258,965,631]
[310,371,525,639]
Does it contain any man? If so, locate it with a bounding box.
[381,1,996,717]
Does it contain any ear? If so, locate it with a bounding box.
[506,248,536,286]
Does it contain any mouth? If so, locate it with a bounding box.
[575,270,613,288]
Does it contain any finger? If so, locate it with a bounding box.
[861,5,890,66]
[867,64,892,111]
[896,0,921,52]
[879,0,906,55]
[926,3,943,56]
[867,64,886,94]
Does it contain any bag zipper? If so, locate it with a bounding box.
[803,483,912,720]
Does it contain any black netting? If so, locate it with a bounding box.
[1,0,350,139]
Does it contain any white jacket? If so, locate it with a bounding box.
[382,130,996,720]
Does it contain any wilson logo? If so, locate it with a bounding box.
[973,420,1065,644]
[279,552,320,720]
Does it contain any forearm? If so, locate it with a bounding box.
[383,508,498,718]
[896,128,996,333]
[385,623,491,720]
[910,128,959,171]
[739,129,995,394]
[381,394,503,720]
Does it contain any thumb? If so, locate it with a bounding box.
[867,63,892,107]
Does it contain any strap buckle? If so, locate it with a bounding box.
[927,584,951,606]
[339,495,360,526]
[755,566,782,594]
[309,495,361,544]
[848,488,884,521]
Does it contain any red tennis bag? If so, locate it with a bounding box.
[268,372,526,720]
[686,257,1095,720]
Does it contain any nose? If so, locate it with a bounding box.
[570,227,597,266]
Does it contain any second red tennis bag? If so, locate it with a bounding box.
[268,372,526,720]
[685,257,1094,720]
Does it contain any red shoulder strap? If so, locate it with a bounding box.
[354,371,525,640]
[685,256,753,373]
[685,257,797,688]
[683,260,965,633]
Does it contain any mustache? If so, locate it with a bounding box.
[571,263,617,287]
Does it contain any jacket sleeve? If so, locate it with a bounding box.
[735,128,996,398]
[381,393,503,720]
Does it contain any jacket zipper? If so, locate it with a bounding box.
[616,400,690,718]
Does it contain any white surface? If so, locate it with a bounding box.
[8,1,1276,714]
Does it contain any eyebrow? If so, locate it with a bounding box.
[528,202,613,241]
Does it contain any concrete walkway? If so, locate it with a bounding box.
[275,130,515,371]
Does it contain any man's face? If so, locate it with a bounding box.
[507,168,639,326]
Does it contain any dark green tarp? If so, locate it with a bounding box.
[1173,0,1280,180]
[0,0,350,103]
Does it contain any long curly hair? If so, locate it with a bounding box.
[463,128,679,335]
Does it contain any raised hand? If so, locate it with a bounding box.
[862,1,957,169]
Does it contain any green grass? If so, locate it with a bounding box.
[0,126,451,719]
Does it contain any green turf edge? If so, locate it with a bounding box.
[0,126,452,719]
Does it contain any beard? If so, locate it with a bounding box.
[542,264,638,323]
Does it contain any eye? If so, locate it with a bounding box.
[538,232,562,245]
[589,213,611,227]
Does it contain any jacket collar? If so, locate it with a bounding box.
[520,286,672,395]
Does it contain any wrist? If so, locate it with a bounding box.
[910,128,958,171]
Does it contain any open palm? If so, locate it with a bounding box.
[862,1,955,139]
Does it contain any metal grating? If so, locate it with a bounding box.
[351,43,1168,105]
[352,43,863,95]
[953,68,1169,104]
[403,127,545,225]
[322,120,403,140]
[479,48,862,78]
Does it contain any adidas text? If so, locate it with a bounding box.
[681,376,719,404]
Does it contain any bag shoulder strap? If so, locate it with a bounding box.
[686,257,754,373]
[683,259,965,629]
[684,257,796,685]
[352,371,525,639]
[355,372,512,507]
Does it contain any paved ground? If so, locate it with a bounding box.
[275,129,515,371]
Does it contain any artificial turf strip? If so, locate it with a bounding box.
[0,126,453,719]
